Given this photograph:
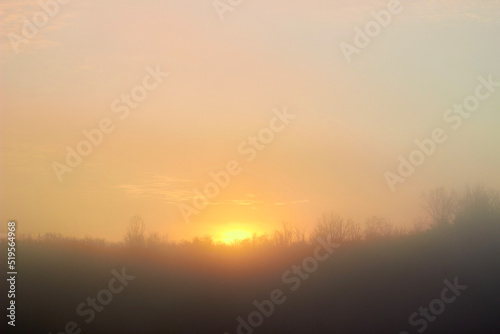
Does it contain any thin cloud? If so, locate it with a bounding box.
[0,0,78,56]
[118,175,194,204]
[274,199,310,206]
[305,0,500,24]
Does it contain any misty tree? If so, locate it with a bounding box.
[191,235,214,248]
[392,225,408,238]
[274,222,305,246]
[250,233,271,248]
[350,222,363,241]
[124,215,146,248]
[411,217,429,235]
[364,216,392,240]
[454,184,500,227]
[421,187,456,227]
[312,213,359,242]
[146,232,168,249]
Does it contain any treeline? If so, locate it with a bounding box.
[2,185,499,334]
[122,184,500,248]
[10,184,500,251]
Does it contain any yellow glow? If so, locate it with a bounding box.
[212,222,269,244]
[218,229,253,244]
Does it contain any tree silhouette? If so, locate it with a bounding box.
[274,222,305,246]
[313,212,360,242]
[455,184,500,227]
[364,216,392,239]
[124,215,146,248]
[421,187,455,227]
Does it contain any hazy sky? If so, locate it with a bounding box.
[1,0,499,242]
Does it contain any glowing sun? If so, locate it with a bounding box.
[219,229,252,244]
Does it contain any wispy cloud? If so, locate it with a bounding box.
[410,0,500,23]
[306,0,500,23]
[0,0,78,56]
[274,199,310,206]
[118,175,194,204]
[118,176,309,208]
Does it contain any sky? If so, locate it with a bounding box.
[1,0,500,242]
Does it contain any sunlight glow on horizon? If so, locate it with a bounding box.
[217,229,253,244]
[210,222,268,245]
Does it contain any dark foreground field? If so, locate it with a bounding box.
[2,216,500,334]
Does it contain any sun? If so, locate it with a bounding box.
[219,229,252,244]
[213,222,268,245]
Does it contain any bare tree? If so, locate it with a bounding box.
[455,184,500,227]
[392,225,408,238]
[192,235,213,247]
[365,216,392,240]
[274,222,305,246]
[311,213,335,242]
[350,222,363,241]
[124,215,146,248]
[312,213,357,242]
[422,187,456,227]
[250,233,270,248]
[146,232,167,249]
[411,217,428,235]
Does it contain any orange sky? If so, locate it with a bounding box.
[1,0,500,242]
